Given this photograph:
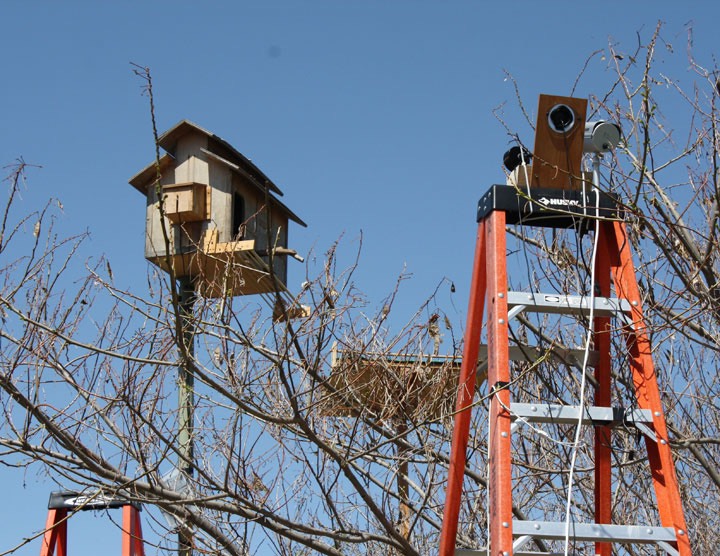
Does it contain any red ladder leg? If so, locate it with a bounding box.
[604,220,692,555]
[40,509,67,556]
[485,210,513,556]
[439,218,488,556]
[594,223,613,556]
[133,508,146,556]
[122,504,145,556]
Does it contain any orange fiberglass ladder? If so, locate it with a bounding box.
[439,185,692,556]
[40,491,145,556]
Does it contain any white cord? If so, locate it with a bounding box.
[520,147,532,215]
[562,154,602,555]
[486,411,491,556]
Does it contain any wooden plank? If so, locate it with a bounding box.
[531,94,587,191]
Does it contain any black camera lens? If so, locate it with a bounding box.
[548,104,575,132]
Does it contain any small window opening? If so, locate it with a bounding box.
[232,193,246,239]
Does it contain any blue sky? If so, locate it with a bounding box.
[1,2,717,554]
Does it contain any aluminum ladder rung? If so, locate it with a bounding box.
[507,291,631,318]
[478,344,599,367]
[510,403,653,426]
[513,520,680,545]
[513,553,566,556]
[455,548,573,556]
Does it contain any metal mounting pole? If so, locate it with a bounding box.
[178,277,196,556]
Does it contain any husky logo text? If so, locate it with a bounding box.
[538,196,581,207]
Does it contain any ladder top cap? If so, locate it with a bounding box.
[48,490,141,511]
[477,185,620,228]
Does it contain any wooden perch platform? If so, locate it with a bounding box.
[324,341,593,421]
[147,229,288,298]
[324,346,468,421]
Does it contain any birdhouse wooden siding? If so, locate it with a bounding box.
[129,120,305,297]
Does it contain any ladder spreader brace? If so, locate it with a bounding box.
[40,491,145,556]
[439,185,692,556]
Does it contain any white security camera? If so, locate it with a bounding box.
[584,121,621,152]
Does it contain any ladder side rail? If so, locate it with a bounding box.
[594,222,613,556]
[605,220,692,555]
[439,219,489,556]
[122,504,145,556]
[39,509,67,556]
[122,504,135,556]
[485,210,514,556]
[134,509,146,556]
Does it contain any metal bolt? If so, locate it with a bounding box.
[660,439,667,445]
[534,523,540,530]
[501,431,508,438]
[647,528,653,535]
[632,300,639,306]
[531,405,537,412]
[498,319,505,324]
[498,292,504,298]
[679,529,685,535]
[527,294,533,300]
[502,522,509,528]
[654,411,661,417]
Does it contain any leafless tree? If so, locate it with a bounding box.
[0,146,462,555]
[2,23,719,556]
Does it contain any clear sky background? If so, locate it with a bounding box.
[1,2,717,554]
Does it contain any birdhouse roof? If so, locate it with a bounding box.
[128,120,306,227]
[127,152,175,193]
